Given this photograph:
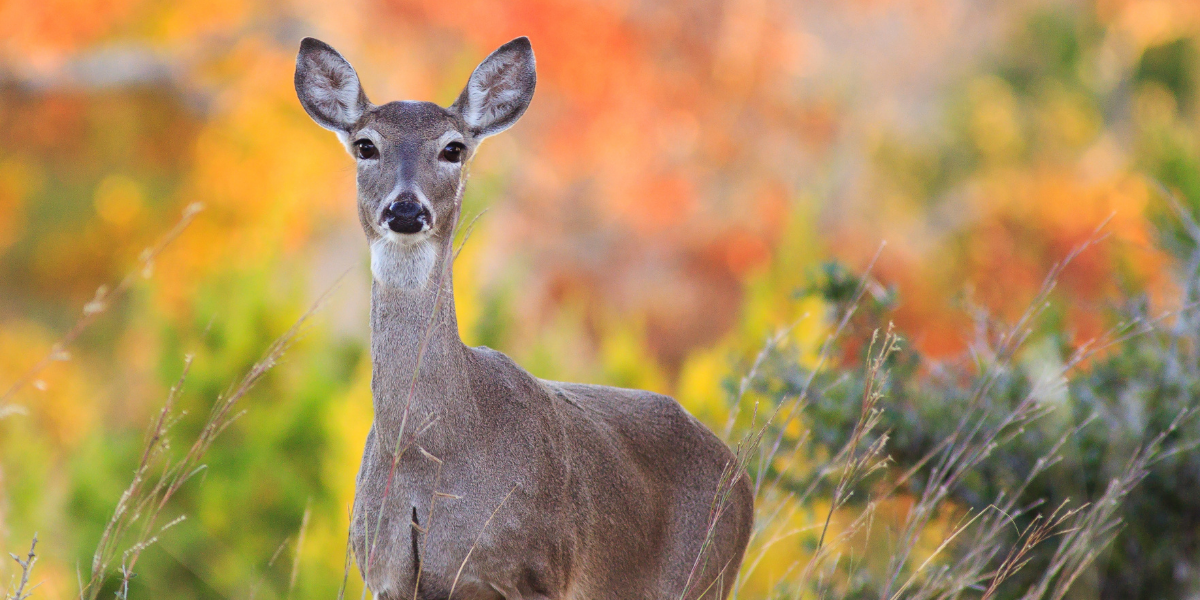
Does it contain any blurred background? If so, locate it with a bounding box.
[2,0,1200,598]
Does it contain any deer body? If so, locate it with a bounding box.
[296,37,753,600]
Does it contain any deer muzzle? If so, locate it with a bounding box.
[381,199,431,235]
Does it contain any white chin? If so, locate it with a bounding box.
[370,237,437,290]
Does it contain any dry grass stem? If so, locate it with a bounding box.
[5,535,39,600]
[707,217,1191,600]
[447,483,520,599]
[289,499,312,598]
[80,269,340,600]
[1,203,203,407]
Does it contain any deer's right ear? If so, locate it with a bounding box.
[295,38,369,133]
[450,37,536,139]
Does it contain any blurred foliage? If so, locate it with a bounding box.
[765,247,1199,599]
[3,0,1200,598]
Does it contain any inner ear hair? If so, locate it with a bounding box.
[295,37,370,133]
[452,37,536,139]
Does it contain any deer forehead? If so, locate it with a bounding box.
[358,101,465,142]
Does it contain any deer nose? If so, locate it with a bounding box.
[381,199,431,234]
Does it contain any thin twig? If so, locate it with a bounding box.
[6,535,39,600]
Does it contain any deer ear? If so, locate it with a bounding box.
[451,37,536,139]
[295,38,369,133]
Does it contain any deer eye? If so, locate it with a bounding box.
[353,139,377,160]
[440,142,466,163]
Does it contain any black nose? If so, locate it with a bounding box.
[381,199,431,234]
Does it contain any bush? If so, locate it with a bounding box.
[733,210,1200,598]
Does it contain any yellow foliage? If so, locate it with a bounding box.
[93,173,145,229]
[677,347,735,430]
[968,76,1024,163]
[598,316,670,395]
[0,321,95,449]
[300,356,373,596]
[1109,0,1200,50]
[453,220,489,348]
[1038,84,1103,152]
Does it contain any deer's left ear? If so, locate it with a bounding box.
[450,37,536,139]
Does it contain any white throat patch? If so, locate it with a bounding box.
[370,238,437,290]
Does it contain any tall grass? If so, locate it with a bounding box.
[701,204,1200,598]
[82,269,343,599]
[5,198,1200,599]
[1,204,341,599]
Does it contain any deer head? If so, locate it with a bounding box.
[295,37,535,290]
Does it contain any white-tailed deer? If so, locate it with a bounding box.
[295,36,753,600]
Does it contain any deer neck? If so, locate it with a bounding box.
[368,244,471,445]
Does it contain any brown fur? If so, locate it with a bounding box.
[295,36,753,600]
